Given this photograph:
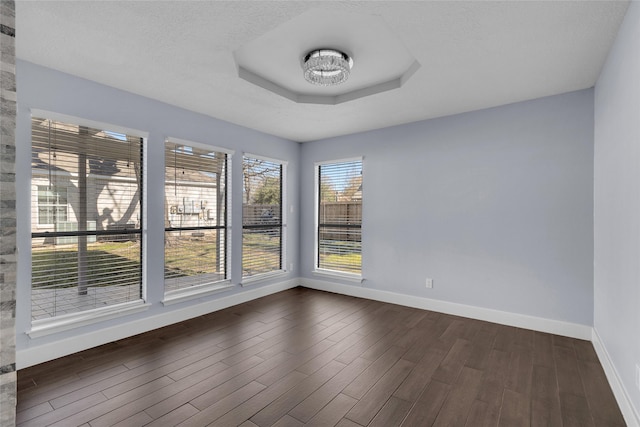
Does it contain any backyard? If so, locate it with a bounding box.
[33,235,362,290]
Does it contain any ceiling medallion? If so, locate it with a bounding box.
[303,49,354,86]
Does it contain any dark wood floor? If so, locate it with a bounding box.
[17,287,625,427]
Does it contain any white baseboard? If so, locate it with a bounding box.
[300,278,592,340]
[17,278,300,369]
[592,328,640,427]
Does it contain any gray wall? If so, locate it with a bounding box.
[301,89,595,326]
[15,61,300,354]
[594,0,640,416]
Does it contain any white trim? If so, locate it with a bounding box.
[28,300,150,339]
[243,152,289,166]
[281,162,288,272]
[162,281,234,306]
[17,278,300,369]
[592,328,640,427]
[226,159,232,277]
[300,278,592,340]
[165,136,235,156]
[141,136,149,303]
[312,269,363,283]
[314,163,319,269]
[241,270,288,287]
[30,109,149,138]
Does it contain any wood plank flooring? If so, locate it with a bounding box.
[16,287,626,426]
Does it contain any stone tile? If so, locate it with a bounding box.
[0,69,14,90]
[0,45,15,59]
[0,1,17,424]
[0,370,17,426]
[0,33,15,58]
[1,270,16,286]
[0,184,15,200]
[0,0,15,24]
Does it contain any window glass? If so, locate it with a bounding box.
[37,185,68,224]
[242,156,284,278]
[31,117,143,320]
[318,160,362,274]
[164,141,229,293]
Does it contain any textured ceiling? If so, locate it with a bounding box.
[16,1,629,142]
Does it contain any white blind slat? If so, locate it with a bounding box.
[318,160,363,274]
[242,157,283,277]
[164,141,228,293]
[31,117,143,321]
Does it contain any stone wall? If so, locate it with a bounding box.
[0,0,16,425]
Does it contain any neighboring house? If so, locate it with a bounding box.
[31,121,223,246]
[165,168,221,231]
[31,146,142,246]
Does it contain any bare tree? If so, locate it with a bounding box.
[243,158,270,204]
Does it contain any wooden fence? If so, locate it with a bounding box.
[319,201,361,242]
[243,204,280,225]
[242,202,361,241]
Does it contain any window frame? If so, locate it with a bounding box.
[28,110,150,337]
[162,137,234,305]
[241,153,287,284]
[36,185,68,226]
[314,157,363,282]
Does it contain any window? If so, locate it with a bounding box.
[37,185,68,225]
[317,159,363,275]
[242,156,285,278]
[31,117,144,321]
[164,140,231,297]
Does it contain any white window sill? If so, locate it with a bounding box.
[28,300,150,338]
[162,281,234,306]
[241,270,287,287]
[312,269,364,284]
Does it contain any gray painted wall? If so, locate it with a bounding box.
[14,60,300,354]
[301,90,595,326]
[594,0,640,417]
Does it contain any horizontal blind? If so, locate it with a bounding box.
[318,160,362,274]
[164,142,228,292]
[31,117,143,320]
[242,156,282,277]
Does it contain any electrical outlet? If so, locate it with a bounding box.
[636,364,640,391]
[425,278,433,289]
[289,263,294,272]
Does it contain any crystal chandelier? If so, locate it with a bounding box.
[303,49,353,86]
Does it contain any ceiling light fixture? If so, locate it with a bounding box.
[303,49,353,86]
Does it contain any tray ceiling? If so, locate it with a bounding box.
[16,1,630,142]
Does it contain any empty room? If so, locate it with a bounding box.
[1,1,639,426]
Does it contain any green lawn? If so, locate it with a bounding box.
[319,253,362,274]
[164,233,224,279]
[242,232,281,276]
[318,239,362,274]
[32,241,142,289]
[32,234,362,289]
